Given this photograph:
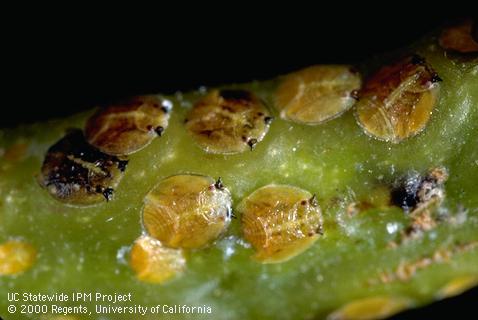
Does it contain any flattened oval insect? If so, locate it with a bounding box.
[129,235,186,284]
[275,65,362,125]
[238,184,323,264]
[437,275,478,299]
[142,174,232,249]
[326,295,412,320]
[38,129,127,205]
[355,55,441,143]
[185,89,272,154]
[439,18,478,53]
[0,240,37,275]
[85,95,171,156]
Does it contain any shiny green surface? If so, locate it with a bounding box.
[0,34,477,320]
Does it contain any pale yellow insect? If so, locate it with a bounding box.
[239,184,323,263]
[85,95,170,156]
[275,65,361,125]
[185,89,272,154]
[327,295,412,320]
[0,240,37,276]
[142,174,232,249]
[355,55,440,143]
[129,236,186,284]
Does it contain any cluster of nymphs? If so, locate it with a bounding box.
[33,21,476,283]
[38,95,171,205]
[38,54,442,205]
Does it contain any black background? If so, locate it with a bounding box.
[2,6,477,319]
[4,9,475,127]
